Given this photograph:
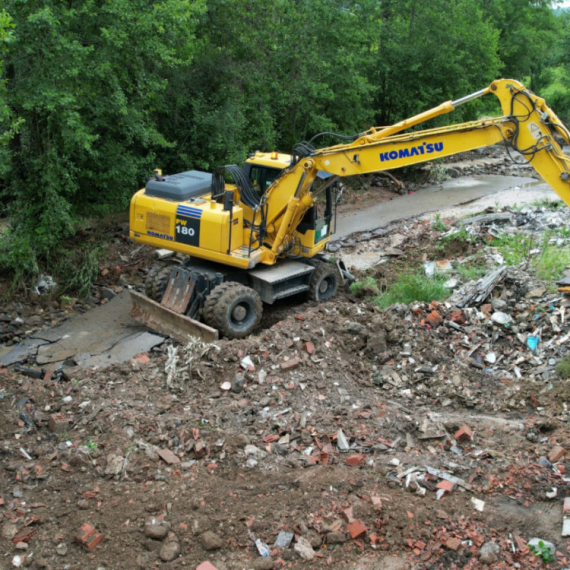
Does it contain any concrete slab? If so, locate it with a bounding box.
[1,291,164,369]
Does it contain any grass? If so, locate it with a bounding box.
[432,214,448,232]
[530,198,563,210]
[350,275,380,295]
[373,271,449,309]
[455,260,487,281]
[52,243,106,299]
[489,233,532,265]
[556,357,570,379]
[534,244,570,282]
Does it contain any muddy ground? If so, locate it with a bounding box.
[2,147,570,569]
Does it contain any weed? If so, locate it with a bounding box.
[430,162,450,184]
[556,357,570,379]
[51,243,106,299]
[533,243,570,281]
[531,198,563,210]
[438,229,473,246]
[529,540,554,564]
[350,276,380,296]
[374,271,449,309]
[455,261,487,281]
[60,295,73,305]
[85,439,98,452]
[432,214,448,232]
[489,233,532,265]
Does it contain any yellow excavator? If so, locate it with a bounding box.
[129,79,570,341]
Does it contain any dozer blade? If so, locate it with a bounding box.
[129,291,219,343]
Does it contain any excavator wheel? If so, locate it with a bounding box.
[145,262,175,302]
[204,282,262,339]
[309,262,339,301]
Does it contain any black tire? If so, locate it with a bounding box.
[144,262,174,302]
[204,282,262,339]
[309,262,339,301]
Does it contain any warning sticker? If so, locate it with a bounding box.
[528,122,543,141]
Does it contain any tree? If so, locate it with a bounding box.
[0,0,205,279]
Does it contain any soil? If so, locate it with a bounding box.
[2,146,570,570]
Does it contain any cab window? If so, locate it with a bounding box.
[248,166,282,196]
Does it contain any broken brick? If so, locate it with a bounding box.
[194,440,207,458]
[426,310,443,326]
[280,357,302,370]
[445,537,461,551]
[346,520,367,540]
[346,454,364,466]
[305,341,315,355]
[156,448,181,465]
[455,424,472,443]
[549,445,566,464]
[75,523,103,551]
[436,480,455,494]
[48,413,68,434]
[196,563,218,570]
[449,310,465,324]
[12,527,38,545]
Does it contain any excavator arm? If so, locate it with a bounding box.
[260,79,570,259]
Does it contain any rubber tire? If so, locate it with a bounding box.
[204,282,262,339]
[309,262,339,301]
[145,262,174,302]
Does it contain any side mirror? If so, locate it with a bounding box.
[223,191,234,211]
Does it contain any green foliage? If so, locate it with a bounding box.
[556,357,570,379]
[1,0,206,279]
[0,0,567,294]
[528,540,554,564]
[374,271,449,309]
[350,276,380,295]
[455,263,487,281]
[52,243,106,299]
[432,214,448,232]
[489,233,532,265]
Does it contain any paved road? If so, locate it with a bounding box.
[334,174,538,240]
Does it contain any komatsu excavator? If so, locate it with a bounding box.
[129,79,570,341]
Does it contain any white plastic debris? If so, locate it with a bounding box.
[471,497,485,512]
[33,274,57,295]
[491,311,511,325]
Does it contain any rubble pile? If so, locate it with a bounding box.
[3,186,570,565]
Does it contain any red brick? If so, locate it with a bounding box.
[450,310,465,324]
[48,413,68,434]
[346,520,367,540]
[346,455,364,467]
[426,310,443,326]
[445,537,461,551]
[549,445,566,464]
[156,448,180,465]
[75,523,103,551]
[436,480,455,494]
[455,425,472,443]
[305,342,315,355]
[280,357,302,370]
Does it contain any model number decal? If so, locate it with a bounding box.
[176,219,196,237]
[175,215,200,246]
